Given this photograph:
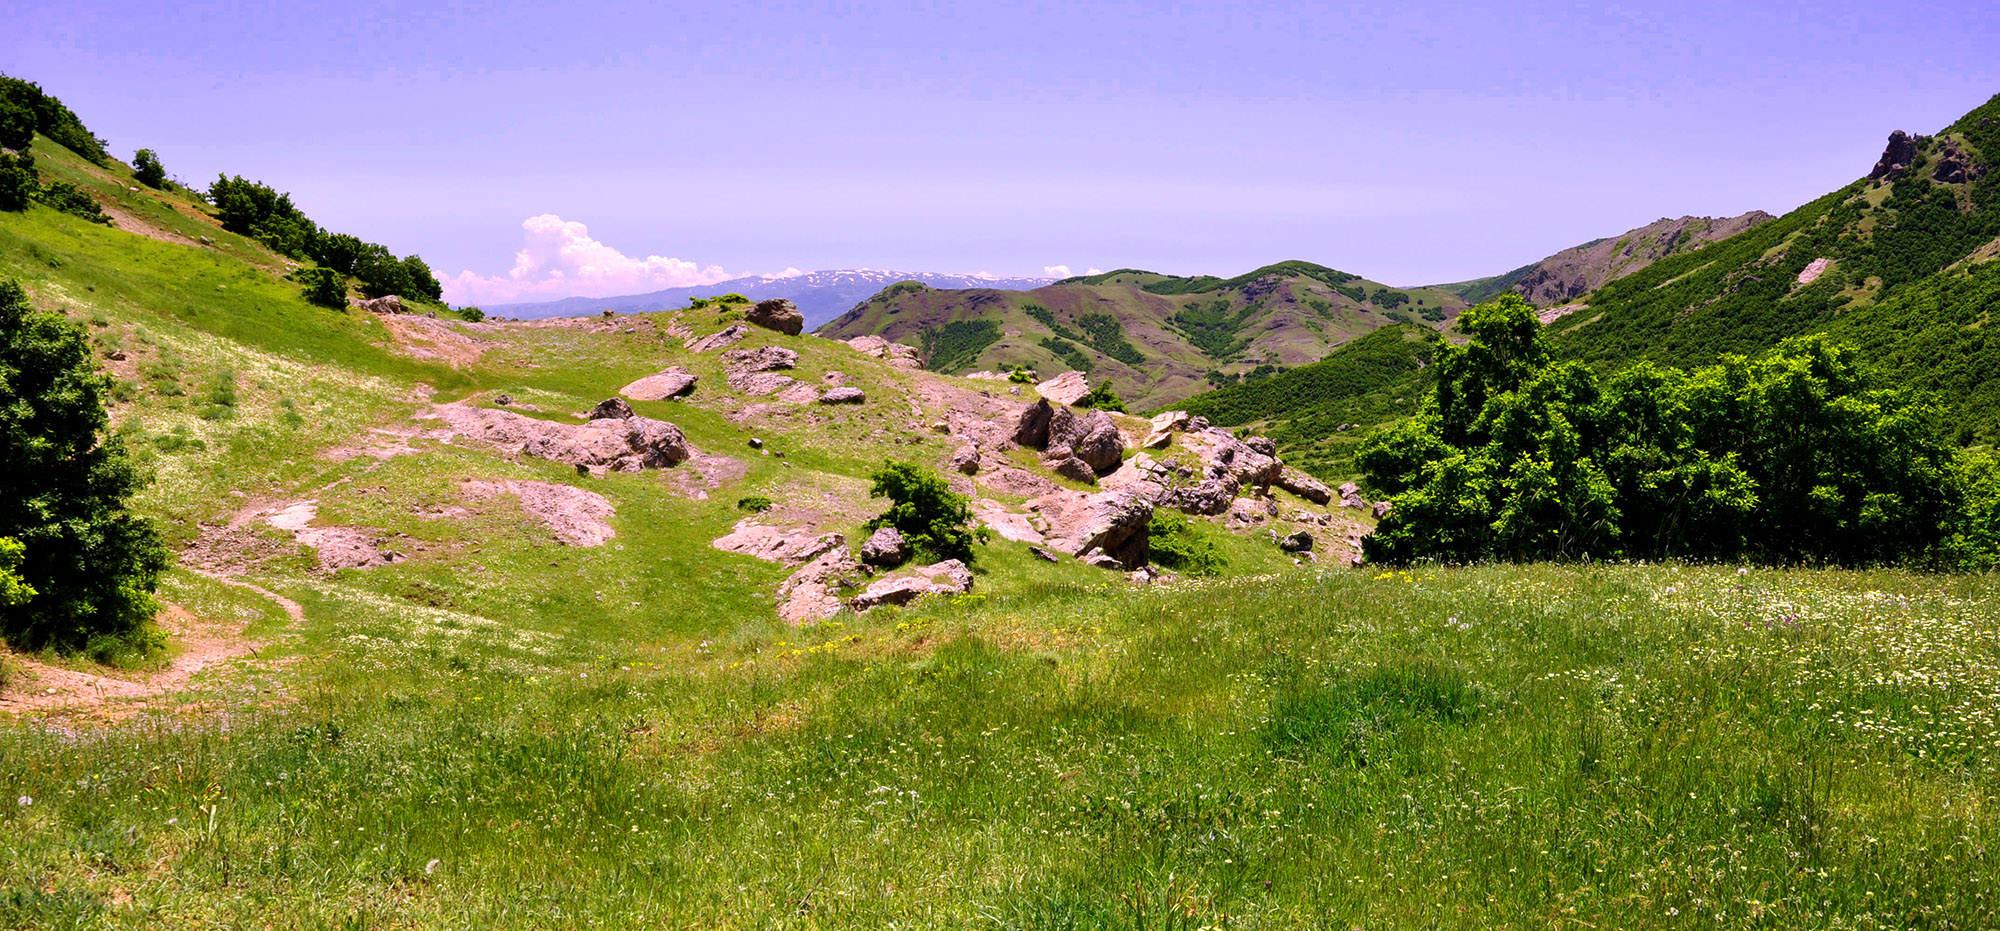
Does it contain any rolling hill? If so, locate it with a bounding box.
[483,268,1054,328]
[1434,211,1774,306]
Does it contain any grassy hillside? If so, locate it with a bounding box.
[1549,92,2000,437]
[816,263,1469,411]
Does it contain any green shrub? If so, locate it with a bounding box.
[454,305,486,323]
[0,74,108,163]
[33,180,109,224]
[0,279,168,653]
[0,152,32,212]
[1080,380,1126,412]
[736,495,774,513]
[0,99,32,151]
[296,267,347,309]
[1007,365,1035,384]
[865,461,987,562]
[0,537,34,607]
[1147,510,1224,576]
[131,148,166,188]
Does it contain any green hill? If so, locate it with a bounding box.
[815,262,1469,411]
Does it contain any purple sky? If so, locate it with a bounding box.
[8,2,1999,304]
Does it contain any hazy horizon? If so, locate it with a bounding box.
[8,1,1998,306]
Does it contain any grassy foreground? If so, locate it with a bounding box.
[4,563,1998,929]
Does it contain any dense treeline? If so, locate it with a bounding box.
[0,74,109,164]
[1180,325,1434,425]
[919,318,1002,372]
[1360,295,2000,569]
[209,175,443,303]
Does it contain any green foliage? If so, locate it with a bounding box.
[209,176,441,303]
[918,318,1002,373]
[0,152,32,212]
[1181,325,1433,426]
[1146,509,1225,576]
[1007,364,1034,384]
[1141,260,1359,295]
[0,279,167,652]
[0,99,32,151]
[0,74,109,163]
[1072,312,1145,364]
[1370,287,1410,309]
[296,266,348,309]
[1171,298,1260,359]
[1360,295,1963,567]
[33,180,109,224]
[131,148,166,188]
[1080,380,1126,413]
[1037,336,1093,374]
[0,537,34,607]
[735,495,774,513]
[865,461,987,562]
[453,305,486,323]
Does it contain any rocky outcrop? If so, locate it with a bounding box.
[777,548,860,625]
[620,367,698,401]
[1035,371,1091,406]
[971,498,1044,543]
[1934,138,1986,184]
[1044,455,1098,484]
[1277,466,1333,505]
[461,480,617,547]
[687,324,750,352]
[849,560,973,611]
[746,298,804,335]
[712,521,846,565]
[724,346,799,373]
[1031,484,1158,569]
[1142,410,1191,449]
[588,397,635,421]
[352,295,407,315]
[1871,130,1919,181]
[1505,212,1774,307]
[818,387,866,404]
[1164,478,1236,515]
[1014,399,1055,447]
[859,527,910,567]
[1048,407,1126,475]
[1279,530,1314,552]
[949,445,981,475]
[431,402,691,473]
[846,335,923,368]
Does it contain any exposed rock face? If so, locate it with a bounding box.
[687,324,750,352]
[1277,466,1333,505]
[972,498,1044,543]
[264,501,403,571]
[1506,212,1774,307]
[588,397,635,421]
[461,480,617,547]
[1279,530,1314,552]
[1031,484,1158,569]
[1035,371,1091,406]
[746,298,804,335]
[1796,257,1832,286]
[849,560,974,612]
[846,335,923,368]
[1245,436,1277,456]
[950,445,981,475]
[431,402,691,473]
[1045,455,1098,484]
[1014,399,1055,447]
[1164,478,1236,515]
[777,548,860,625]
[1871,130,1919,181]
[859,527,911,567]
[724,345,799,373]
[620,367,698,401]
[352,295,406,315]
[818,387,866,404]
[1049,407,1126,475]
[1934,138,1986,184]
[712,521,846,565]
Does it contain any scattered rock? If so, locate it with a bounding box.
[723,345,800,373]
[493,394,513,406]
[431,402,691,473]
[746,298,804,335]
[686,324,750,352]
[1165,478,1236,515]
[1045,456,1098,484]
[1014,399,1055,447]
[1279,530,1314,552]
[1870,130,1919,181]
[620,367,698,400]
[860,527,911,567]
[748,437,764,449]
[199,235,212,246]
[777,548,861,624]
[845,335,923,368]
[950,445,981,475]
[729,371,799,396]
[1035,371,1091,406]
[588,397,635,420]
[1032,484,1158,569]
[1339,482,1366,509]
[713,521,846,566]
[1029,546,1059,562]
[1372,501,1393,520]
[1277,466,1333,505]
[818,387,866,404]
[1048,407,1126,475]
[1934,138,1986,184]
[849,560,974,611]
[1226,495,1276,528]
[352,295,406,315]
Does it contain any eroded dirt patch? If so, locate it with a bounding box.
[461,479,617,546]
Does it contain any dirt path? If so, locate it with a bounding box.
[0,571,302,719]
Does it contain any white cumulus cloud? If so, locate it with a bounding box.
[1043,265,1072,278]
[444,214,737,305]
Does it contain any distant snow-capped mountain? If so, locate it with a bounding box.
[483,269,1055,329]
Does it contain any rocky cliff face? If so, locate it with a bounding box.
[1504,212,1775,307]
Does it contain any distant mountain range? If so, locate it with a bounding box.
[482,269,1055,328]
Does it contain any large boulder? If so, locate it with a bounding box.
[713,522,846,566]
[620,367,698,401]
[818,386,866,404]
[686,324,750,352]
[859,527,911,567]
[723,345,799,374]
[1035,371,1091,406]
[1049,407,1125,475]
[1165,478,1236,515]
[1045,455,1098,484]
[746,298,804,335]
[1277,466,1333,505]
[849,560,974,612]
[588,397,635,421]
[1014,399,1055,447]
[352,294,407,315]
[950,444,981,475]
[1031,484,1159,569]
[1279,530,1314,552]
[777,548,861,624]
[1338,482,1367,509]
[522,415,692,472]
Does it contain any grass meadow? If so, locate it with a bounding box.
[6,563,1998,929]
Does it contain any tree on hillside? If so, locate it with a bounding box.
[296,267,348,309]
[131,148,166,188]
[0,99,32,151]
[1359,295,1962,567]
[0,279,168,653]
[0,152,33,212]
[865,461,988,562]
[0,75,109,163]
[0,538,34,607]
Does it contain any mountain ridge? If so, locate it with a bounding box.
[481,269,1055,328]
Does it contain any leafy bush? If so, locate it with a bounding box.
[1147,510,1224,576]
[865,461,987,562]
[1170,299,1259,359]
[0,152,32,212]
[296,267,347,309]
[454,305,486,323]
[1008,365,1035,384]
[736,495,774,513]
[0,99,32,151]
[920,318,1002,373]
[0,537,34,607]
[1359,294,1964,567]
[33,180,109,224]
[1080,380,1127,413]
[131,148,166,188]
[0,279,168,653]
